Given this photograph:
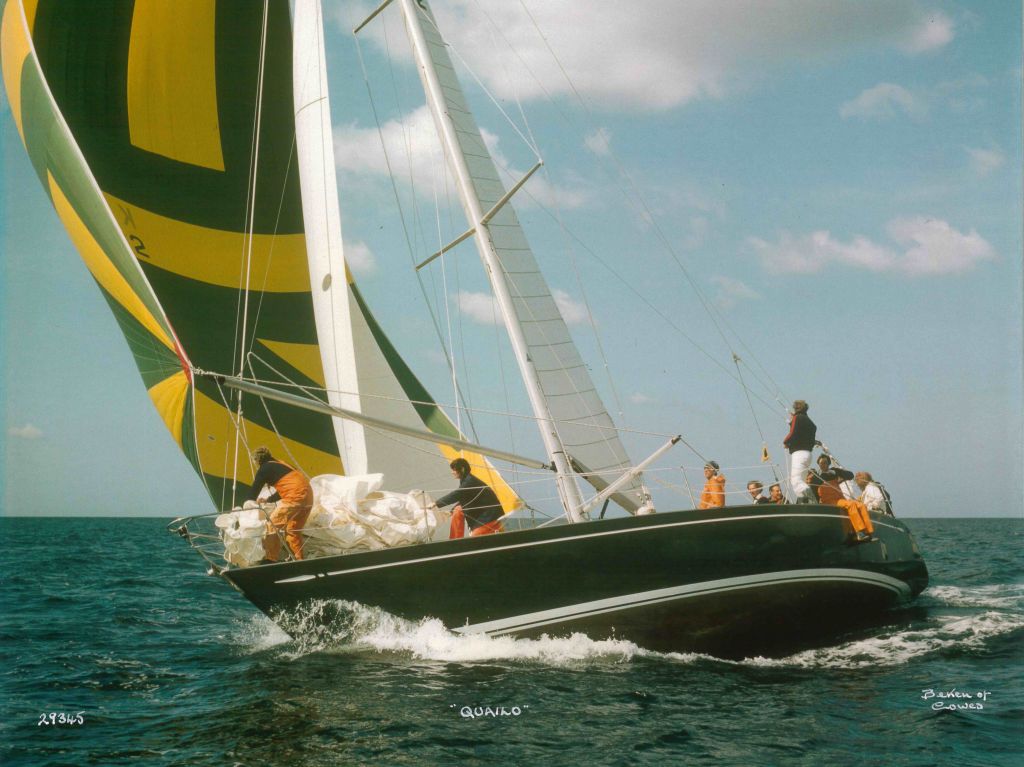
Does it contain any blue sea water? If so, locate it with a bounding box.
[1,517,1021,767]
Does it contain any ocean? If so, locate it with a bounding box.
[1,517,1021,766]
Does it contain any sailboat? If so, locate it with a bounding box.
[2,0,927,657]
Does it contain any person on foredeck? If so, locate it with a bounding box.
[435,458,505,538]
[746,480,771,504]
[768,483,788,504]
[248,446,314,562]
[810,454,855,506]
[698,461,727,509]
[783,400,817,504]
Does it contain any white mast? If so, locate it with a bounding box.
[395,0,587,521]
[292,0,368,474]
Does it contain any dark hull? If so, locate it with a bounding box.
[223,505,928,658]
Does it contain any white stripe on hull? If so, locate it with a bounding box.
[455,568,911,637]
[273,511,905,585]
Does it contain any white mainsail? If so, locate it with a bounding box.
[292,0,521,507]
[395,0,646,514]
[293,0,368,475]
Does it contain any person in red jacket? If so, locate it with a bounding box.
[248,446,314,562]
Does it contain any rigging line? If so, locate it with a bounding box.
[233,0,272,495]
[247,0,323,342]
[435,160,462,435]
[732,352,781,483]
[241,364,687,443]
[468,2,629,429]
[710,301,789,410]
[186,384,215,505]
[353,35,481,443]
[514,185,781,414]
[515,2,787,410]
[214,376,257,508]
[245,354,309,478]
[234,0,272,373]
[419,10,540,160]
[492,291,522,496]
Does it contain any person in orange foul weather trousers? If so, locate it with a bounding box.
[247,447,315,562]
[698,461,727,509]
[434,458,505,538]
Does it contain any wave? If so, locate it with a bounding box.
[922,583,1024,610]
[744,609,1024,670]
[232,600,697,666]
[228,584,1024,670]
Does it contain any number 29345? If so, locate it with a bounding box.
[38,712,85,726]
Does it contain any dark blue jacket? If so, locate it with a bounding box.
[783,413,817,453]
[436,474,503,529]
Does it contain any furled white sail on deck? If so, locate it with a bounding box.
[401,0,645,512]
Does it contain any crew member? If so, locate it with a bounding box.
[811,454,854,505]
[855,471,893,516]
[783,400,817,503]
[698,461,727,509]
[746,480,771,504]
[435,458,505,538]
[248,446,314,562]
[835,496,876,543]
[768,483,788,504]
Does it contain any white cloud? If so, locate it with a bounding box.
[8,424,43,439]
[344,240,376,274]
[885,217,995,275]
[710,275,759,309]
[455,290,501,324]
[333,106,589,211]
[551,288,589,325]
[630,392,654,405]
[584,128,612,156]
[340,1,956,111]
[454,288,589,325]
[899,11,955,54]
[749,217,995,276]
[966,146,1006,177]
[334,105,441,183]
[840,83,927,121]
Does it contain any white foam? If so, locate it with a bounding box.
[232,613,292,653]
[241,600,696,666]
[925,583,1024,609]
[746,609,1024,669]
[228,589,1024,669]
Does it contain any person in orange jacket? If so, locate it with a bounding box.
[248,446,314,562]
[698,461,727,509]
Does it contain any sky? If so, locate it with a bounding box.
[2,0,1021,518]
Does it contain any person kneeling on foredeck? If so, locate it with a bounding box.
[248,446,314,562]
[435,458,505,539]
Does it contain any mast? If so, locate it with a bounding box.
[395,0,587,521]
[292,0,368,474]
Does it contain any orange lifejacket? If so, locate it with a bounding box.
[271,461,313,506]
[699,475,726,509]
[817,479,844,505]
